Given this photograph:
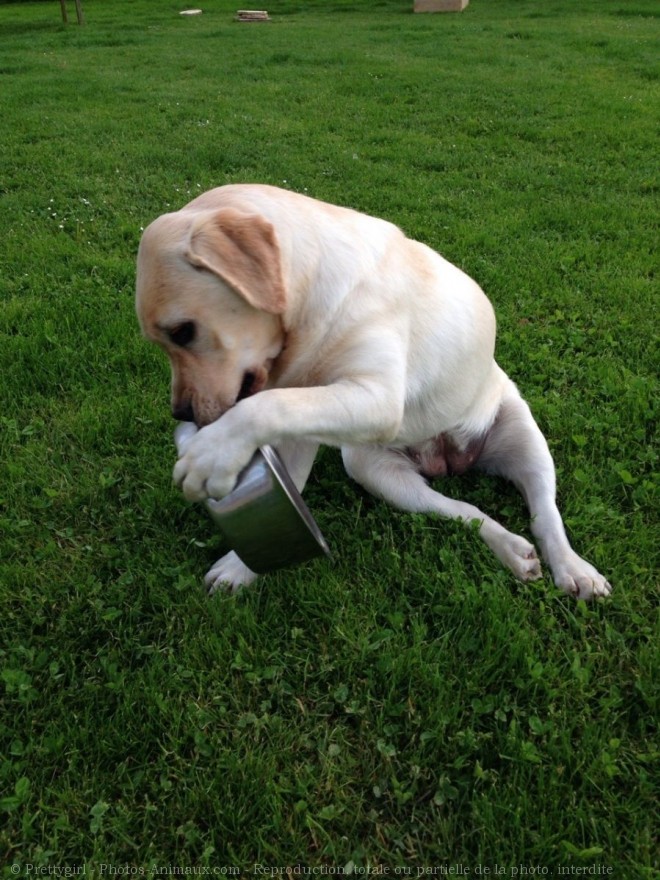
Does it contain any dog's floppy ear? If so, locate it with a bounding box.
[185,208,286,314]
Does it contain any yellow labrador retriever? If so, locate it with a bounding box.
[136,184,611,600]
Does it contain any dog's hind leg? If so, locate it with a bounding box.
[477,383,611,600]
[341,444,542,583]
[205,439,320,595]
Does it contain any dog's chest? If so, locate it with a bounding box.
[268,328,337,389]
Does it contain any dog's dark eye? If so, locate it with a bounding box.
[168,321,196,348]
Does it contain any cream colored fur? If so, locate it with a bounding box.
[136,184,611,600]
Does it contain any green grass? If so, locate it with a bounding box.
[0,0,658,874]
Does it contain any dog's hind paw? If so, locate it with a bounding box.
[552,552,612,601]
[507,536,543,582]
[204,551,258,595]
[486,530,543,583]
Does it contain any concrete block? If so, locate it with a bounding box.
[414,0,469,12]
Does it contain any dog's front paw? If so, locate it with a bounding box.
[173,423,254,502]
[552,552,612,600]
[204,551,258,595]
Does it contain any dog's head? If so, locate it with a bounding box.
[136,207,287,427]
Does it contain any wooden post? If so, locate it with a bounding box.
[60,1,84,24]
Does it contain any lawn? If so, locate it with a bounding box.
[0,0,658,875]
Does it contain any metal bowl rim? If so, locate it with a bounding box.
[257,444,330,555]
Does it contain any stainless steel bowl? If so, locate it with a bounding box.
[174,422,330,574]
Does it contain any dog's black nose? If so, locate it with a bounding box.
[172,402,195,423]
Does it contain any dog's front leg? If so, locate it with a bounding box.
[174,376,403,503]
